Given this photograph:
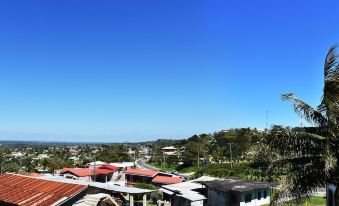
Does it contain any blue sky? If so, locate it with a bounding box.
[0,0,338,142]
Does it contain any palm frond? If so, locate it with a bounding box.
[282,93,326,126]
[324,44,339,81]
[318,45,339,128]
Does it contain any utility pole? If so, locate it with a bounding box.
[92,156,96,182]
[228,143,233,171]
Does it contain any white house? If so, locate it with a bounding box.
[161,146,177,155]
[201,179,274,206]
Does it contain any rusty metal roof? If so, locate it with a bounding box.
[0,173,87,206]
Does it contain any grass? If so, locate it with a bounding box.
[282,196,326,206]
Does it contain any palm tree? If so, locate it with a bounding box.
[267,45,339,203]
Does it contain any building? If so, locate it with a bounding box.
[201,179,274,206]
[161,146,177,155]
[61,166,118,183]
[0,173,87,206]
[124,168,159,185]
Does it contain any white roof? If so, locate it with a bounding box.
[161,181,207,201]
[163,182,204,191]
[109,162,134,168]
[39,175,153,194]
[190,175,219,182]
[159,188,174,195]
[161,146,176,150]
[89,182,153,194]
[87,161,106,166]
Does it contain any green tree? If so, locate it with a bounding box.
[268,45,339,202]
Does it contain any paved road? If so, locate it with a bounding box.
[136,158,160,171]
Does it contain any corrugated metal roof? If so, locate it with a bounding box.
[39,175,154,194]
[0,173,87,206]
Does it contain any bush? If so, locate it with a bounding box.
[134,183,155,190]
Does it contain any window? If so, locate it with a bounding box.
[258,191,262,200]
[245,193,251,203]
[263,190,267,199]
[230,193,237,203]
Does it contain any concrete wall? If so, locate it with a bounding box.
[190,200,204,206]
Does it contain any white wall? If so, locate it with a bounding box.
[190,200,204,206]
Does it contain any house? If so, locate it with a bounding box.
[124,168,159,185]
[200,179,274,206]
[61,168,94,181]
[161,146,177,155]
[123,168,181,186]
[61,167,117,183]
[0,173,87,206]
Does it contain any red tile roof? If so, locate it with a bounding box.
[99,165,119,171]
[0,173,86,206]
[124,168,159,177]
[61,168,93,177]
[152,176,184,184]
[95,168,114,175]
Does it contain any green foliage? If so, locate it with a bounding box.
[134,183,156,190]
[150,190,163,204]
[97,144,131,162]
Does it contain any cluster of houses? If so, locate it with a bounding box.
[0,159,275,206]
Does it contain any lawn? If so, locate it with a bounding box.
[282,196,326,206]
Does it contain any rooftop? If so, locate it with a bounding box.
[161,146,176,150]
[152,175,184,184]
[161,181,206,201]
[200,179,275,193]
[109,162,134,168]
[0,173,86,206]
[39,175,154,194]
[99,165,119,171]
[61,168,93,177]
[124,168,159,177]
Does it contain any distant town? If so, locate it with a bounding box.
[0,127,326,205]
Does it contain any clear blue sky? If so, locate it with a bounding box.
[0,0,338,142]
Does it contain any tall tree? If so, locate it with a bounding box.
[268,45,339,202]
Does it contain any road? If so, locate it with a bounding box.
[136,158,160,171]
